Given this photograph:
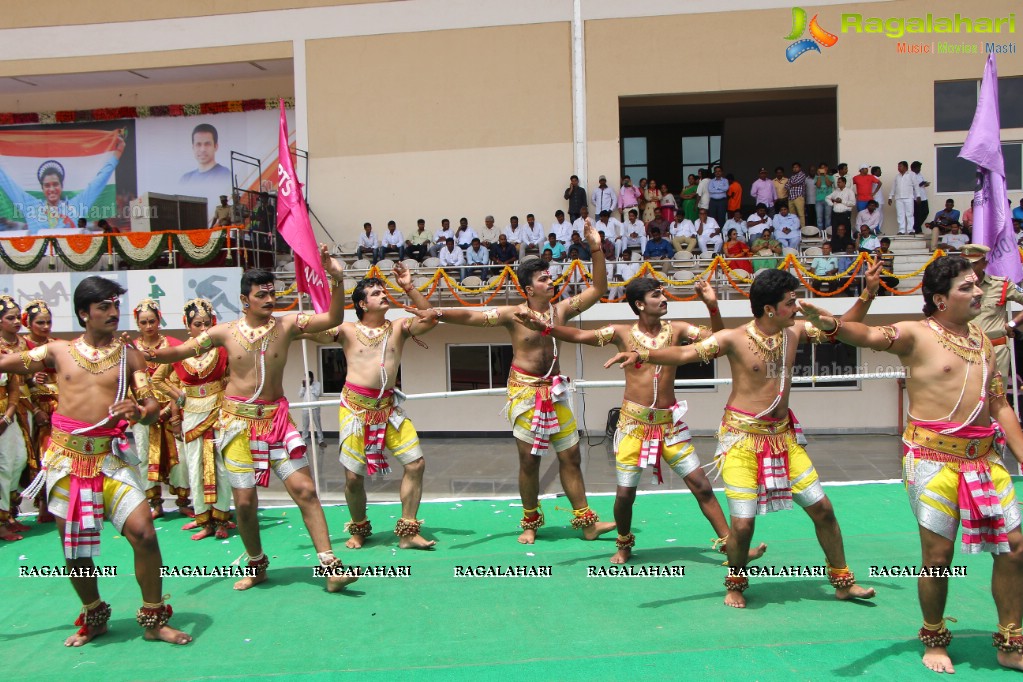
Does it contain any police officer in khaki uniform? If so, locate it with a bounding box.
[961,243,1023,379]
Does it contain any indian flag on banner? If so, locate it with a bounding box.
[0,128,124,234]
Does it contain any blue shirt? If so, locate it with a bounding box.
[1013,206,1023,222]
[544,243,566,260]
[708,178,729,199]
[773,213,800,237]
[643,238,675,259]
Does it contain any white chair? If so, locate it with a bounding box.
[422,256,441,269]
[671,252,695,266]
[670,269,695,283]
[782,247,799,257]
[276,260,295,274]
[376,258,395,271]
[351,258,372,270]
[401,258,420,272]
[803,246,823,257]
[801,225,822,239]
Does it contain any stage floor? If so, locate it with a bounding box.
[3,479,1022,680]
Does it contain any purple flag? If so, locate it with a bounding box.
[959,54,1022,282]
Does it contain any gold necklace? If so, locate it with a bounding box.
[746,321,784,364]
[183,348,218,378]
[0,334,24,354]
[69,336,123,374]
[927,318,985,364]
[231,318,278,352]
[628,321,672,351]
[355,320,392,347]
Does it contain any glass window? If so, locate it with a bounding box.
[320,346,401,394]
[448,344,513,391]
[622,137,647,165]
[936,143,1022,192]
[934,80,978,132]
[999,76,1023,129]
[623,165,647,184]
[682,136,709,164]
[675,360,717,391]
[791,343,858,389]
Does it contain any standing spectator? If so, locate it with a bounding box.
[834,162,849,187]
[477,215,501,248]
[637,178,649,218]
[887,161,916,235]
[455,217,477,250]
[773,204,801,250]
[522,213,546,256]
[828,176,856,233]
[464,237,490,279]
[723,209,748,242]
[491,233,518,266]
[726,173,743,217]
[406,218,432,262]
[962,199,975,235]
[696,168,711,212]
[910,161,930,234]
[357,222,378,262]
[564,174,587,222]
[814,163,834,234]
[871,165,886,233]
[856,199,883,235]
[592,175,617,215]
[750,168,777,215]
[642,178,661,223]
[679,173,700,221]
[708,166,729,226]
[618,175,641,219]
[430,218,455,257]
[785,162,808,228]
[376,220,405,262]
[852,163,879,211]
[746,203,772,242]
[299,371,324,448]
[620,209,647,257]
[642,226,675,261]
[211,195,232,227]
[804,166,817,228]
[669,209,697,253]
[1013,198,1023,223]
[658,183,677,223]
[550,210,573,244]
[772,166,789,214]
[694,207,723,255]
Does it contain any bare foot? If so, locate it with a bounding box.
[326,572,359,593]
[835,584,876,600]
[724,591,746,608]
[398,534,436,550]
[345,535,366,549]
[190,527,214,541]
[143,625,192,644]
[9,519,30,532]
[233,571,267,591]
[0,527,24,541]
[582,521,617,540]
[37,509,55,523]
[610,547,631,564]
[64,623,107,647]
[215,525,229,540]
[178,507,195,518]
[150,507,164,520]
[517,528,537,544]
[998,650,1023,671]
[747,542,768,562]
[922,647,955,673]
[181,521,199,531]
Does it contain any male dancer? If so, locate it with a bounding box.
[144,247,357,591]
[420,222,615,543]
[0,276,191,646]
[800,255,1023,673]
[606,262,882,606]
[515,277,767,565]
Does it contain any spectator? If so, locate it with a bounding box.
[620,208,647,257]
[750,168,777,216]
[696,168,711,213]
[962,199,975,235]
[940,223,969,251]
[679,173,700,221]
[785,162,808,228]
[727,173,743,217]
[438,236,465,274]
[642,226,675,261]
[694,207,723,255]
[477,215,501,248]
[455,217,477,250]
[642,178,661,223]
[852,163,879,211]
[669,209,697,253]
[814,163,834,234]
[504,215,525,259]
[887,160,916,235]
[406,218,432,262]
[1015,218,1023,246]
[618,175,641,220]
[722,227,753,273]
[211,194,232,227]
[857,224,881,253]
[571,206,590,239]
[551,210,573,244]
[871,165,886,232]
[376,220,405,262]
[564,174,587,222]
[491,233,518,266]
[541,248,562,281]
[855,199,882,236]
[772,166,789,214]
[828,176,856,232]
[751,227,783,272]
[544,232,567,261]
[708,166,729,226]
[568,232,592,261]
[658,183,677,223]
[298,371,324,447]
[810,242,841,293]
[230,191,248,225]
[1013,198,1023,223]
[877,237,899,294]
[746,203,773,242]
[357,222,378,261]
[596,210,622,249]
[804,166,817,228]
[829,222,856,256]
[464,237,490,279]
[96,218,112,233]
[723,209,748,243]
[430,218,455,257]
[911,161,931,234]
[592,175,617,214]
[772,204,801,250]
[834,162,849,187]
[522,213,545,256]
[597,230,616,262]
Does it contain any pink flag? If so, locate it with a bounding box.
[275,102,331,312]
[959,54,1023,282]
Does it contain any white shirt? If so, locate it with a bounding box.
[381,229,403,247]
[616,260,641,282]
[697,178,711,209]
[858,234,881,251]
[434,227,454,243]
[889,171,915,200]
[299,380,322,402]
[455,227,478,245]
[358,233,378,249]
[477,225,501,244]
[912,171,930,201]
[551,219,573,243]
[723,218,748,242]
[828,187,856,213]
[856,208,882,233]
[571,217,589,238]
[773,213,800,237]
[439,245,465,266]
[523,222,545,246]
[670,219,697,238]
[504,225,524,244]
[745,213,772,240]
[942,232,969,249]
[592,186,618,213]
[596,218,622,241]
[693,217,721,239]
[466,245,490,265]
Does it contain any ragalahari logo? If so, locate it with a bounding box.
[784,7,839,61]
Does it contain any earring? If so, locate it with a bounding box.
[937,301,947,312]
[243,303,249,309]
[768,312,775,318]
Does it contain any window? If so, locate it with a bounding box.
[448,344,513,391]
[999,77,1023,129]
[675,360,717,391]
[681,135,721,184]
[934,76,1023,131]
[936,143,1022,193]
[791,343,858,389]
[622,136,647,184]
[320,346,401,394]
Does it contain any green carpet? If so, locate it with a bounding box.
[2,482,1021,681]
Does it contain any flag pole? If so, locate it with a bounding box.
[297,291,320,496]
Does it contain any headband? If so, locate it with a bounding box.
[182,297,217,326]
[21,299,50,327]
[133,298,163,327]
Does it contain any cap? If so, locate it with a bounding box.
[598,175,606,181]
[960,243,990,261]
[219,195,228,199]
[859,163,869,170]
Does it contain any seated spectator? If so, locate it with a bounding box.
[609,245,641,300]
[1014,198,1023,223]
[357,222,378,262]
[597,230,616,262]
[544,233,567,261]
[643,226,675,261]
[746,203,772,243]
[430,218,455,257]
[619,209,647,256]
[568,232,592,261]
[477,215,501,248]
[926,198,962,250]
[772,204,801,250]
[828,176,856,233]
[751,227,783,271]
[855,199,882,235]
[877,237,899,294]
[694,207,723,254]
[810,242,841,293]
[541,248,562,280]
[464,237,490,280]
[455,217,478,249]
[491,233,518,266]
[723,209,748,243]
[940,223,969,251]
[376,220,405,262]
[571,206,590,238]
[857,224,881,253]
[596,210,622,248]
[668,209,697,253]
[522,214,546,256]
[551,210,573,244]
[1015,218,1023,246]
[405,218,431,262]
[722,227,753,273]
[93,218,111,233]
[962,199,975,235]
[438,237,465,274]
[504,216,526,258]
[830,222,855,255]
